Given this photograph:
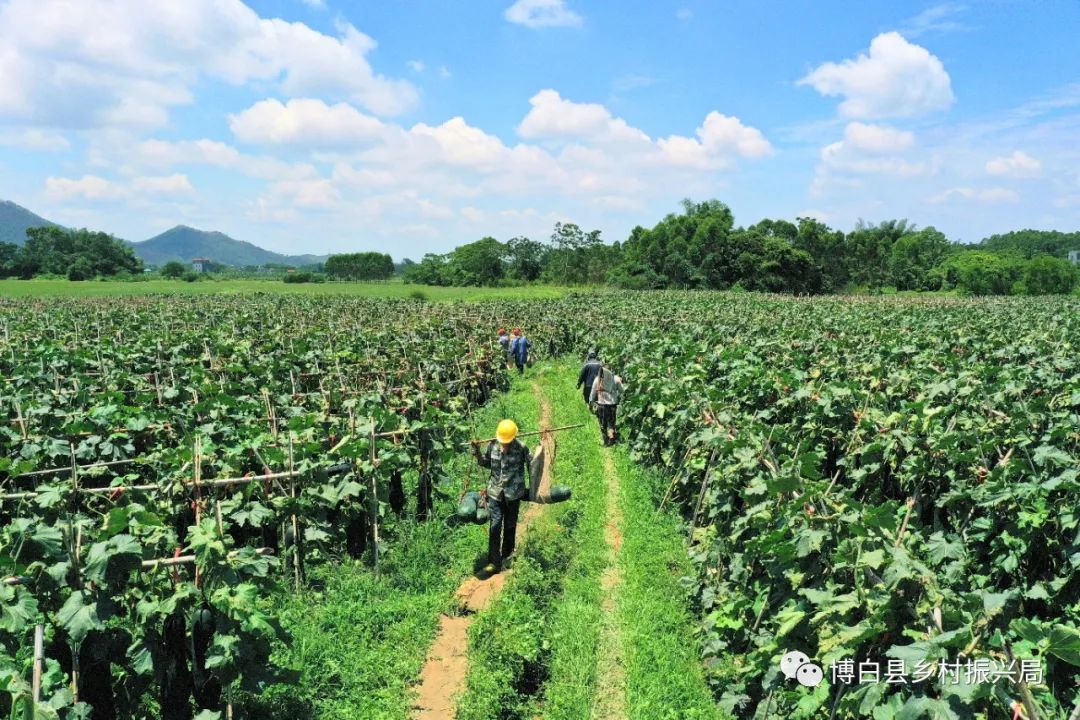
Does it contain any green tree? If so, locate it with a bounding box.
[325,252,395,281]
[0,242,18,278]
[845,219,913,289]
[793,218,848,291]
[544,222,605,284]
[445,237,506,286]
[161,261,187,278]
[505,236,546,281]
[67,257,94,281]
[980,229,1080,258]
[931,251,1024,295]
[403,254,450,285]
[889,227,954,291]
[17,226,140,279]
[1020,255,1078,294]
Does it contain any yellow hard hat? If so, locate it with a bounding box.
[496,419,518,444]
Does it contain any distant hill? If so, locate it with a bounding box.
[2,199,330,267]
[129,225,327,267]
[0,200,60,244]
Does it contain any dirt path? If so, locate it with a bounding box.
[412,381,556,719]
[589,449,628,720]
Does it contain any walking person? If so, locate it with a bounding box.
[510,328,531,375]
[589,363,625,446]
[576,349,603,406]
[472,419,530,574]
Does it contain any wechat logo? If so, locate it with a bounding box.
[781,650,824,687]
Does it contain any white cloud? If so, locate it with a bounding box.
[1053,194,1080,209]
[843,122,915,153]
[131,174,195,195]
[518,90,650,145]
[676,8,693,21]
[979,187,1021,204]
[899,3,968,38]
[439,66,452,79]
[0,129,70,151]
[504,0,583,28]
[658,112,773,169]
[131,138,317,180]
[299,0,325,8]
[799,32,954,119]
[229,98,386,147]
[817,122,924,177]
[407,60,425,73]
[985,150,1041,177]
[266,178,340,208]
[612,74,658,93]
[46,173,194,201]
[0,0,418,129]
[928,186,1020,204]
[46,175,127,201]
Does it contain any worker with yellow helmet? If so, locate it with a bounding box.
[472,418,530,574]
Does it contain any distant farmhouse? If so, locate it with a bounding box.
[191,257,211,273]
[1069,249,1080,265]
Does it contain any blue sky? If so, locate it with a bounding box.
[0,0,1078,257]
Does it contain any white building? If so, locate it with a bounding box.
[1068,249,1080,265]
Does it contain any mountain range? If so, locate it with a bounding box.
[0,199,327,267]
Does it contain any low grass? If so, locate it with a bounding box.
[0,278,578,301]
[538,366,608,719]
[249,371,540,719]
[611,448,724,720]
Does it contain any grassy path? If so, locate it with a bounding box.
[456,361,720,720]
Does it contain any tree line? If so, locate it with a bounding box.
[397,200,1080,295]
[0,226,142,280]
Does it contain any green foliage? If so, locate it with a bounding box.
[161,261,188,279]
[182,271,200,282]
[603,291,1080,718]
[979,229,1080,258]
[13,226,142,279]
[281,271,324,284]
[614,200,821,293]
[0,241,19,278]
[324,251,394,281]
[888,227,953,291]
[505,236,547,281]
[932,250,1024,295]
[1020,254,1078,295]
[66,258,93,281]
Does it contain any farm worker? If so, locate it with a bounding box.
[576,349,603,406]
[497,328,511,366]
[589,363,625,446]
[472,419,530,574]
[509,328,532,375]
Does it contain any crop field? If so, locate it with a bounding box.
[1,291,1078,720]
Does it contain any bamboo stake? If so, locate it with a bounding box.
[32,624,43,703]
[288,437,301,591]
[369,425,380,578]
[16,458,147,479]
[141,547,273,569]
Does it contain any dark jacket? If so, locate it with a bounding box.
[476,439,530,501]
[510,336,531,364]
[577,359,602,393]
